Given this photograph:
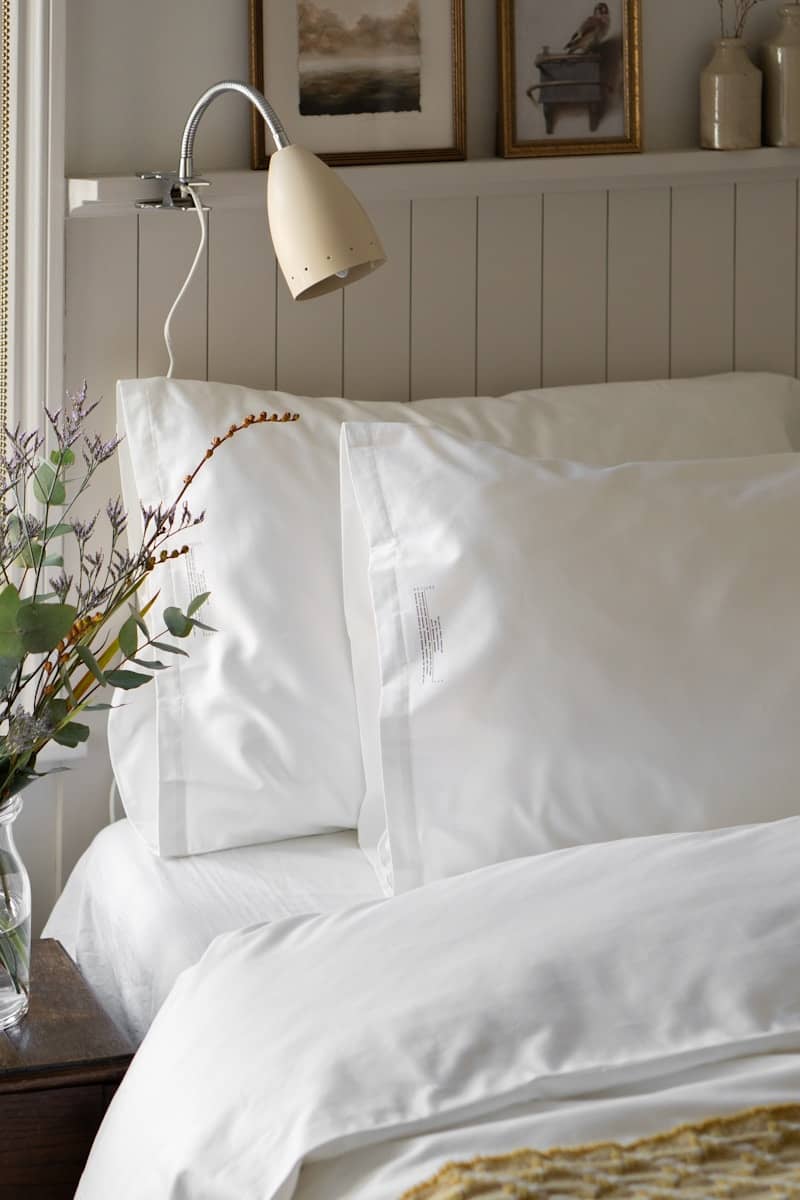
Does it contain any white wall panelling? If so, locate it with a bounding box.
[138,209,208,381]
[343,195,411,404]
[57,149,800,928]
[734,180,798,377]
[671,184,736,380]
[208,207,277,392]
[476,194,542,396]
[542,191,608,389]
[410,196,477,401]
[607,188,671,383]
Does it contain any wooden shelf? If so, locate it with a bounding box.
[68,147,800,217]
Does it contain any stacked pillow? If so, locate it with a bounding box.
[110,373,800,883]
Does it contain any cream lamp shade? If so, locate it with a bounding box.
[176,80,386,301]
[268,145,385,301]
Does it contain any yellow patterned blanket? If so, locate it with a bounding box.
[401,1104,800,1199]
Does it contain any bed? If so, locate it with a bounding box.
[42,822,380,1042]
[45,369,800,1198]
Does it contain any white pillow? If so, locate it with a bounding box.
[110,374,800,857]
[342,421,800,892]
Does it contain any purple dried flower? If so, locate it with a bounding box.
[83,432,121,466]
[5,709,52,754]
[106,497,127,536]
[72,515,98,544]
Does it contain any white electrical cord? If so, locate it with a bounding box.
[163,184,207,379]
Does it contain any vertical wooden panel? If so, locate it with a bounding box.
[208,208,277,391]
[542,191,607,388]
[735,179,797,375]
[65,214,138,408]
[671,185,735,378]
[343,196,411,403]
[476,194,542,395]
[138,209,208,381]
[410,196,477,400]
[276,279,343,397]
[607,189,671,383]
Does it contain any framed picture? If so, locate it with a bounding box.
[497,0,641,158]
[249,0,466,167]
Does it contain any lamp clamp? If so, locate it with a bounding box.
[135,171,211,212]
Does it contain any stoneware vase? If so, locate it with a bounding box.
[764,4,800,147]
[0,795,31,1029]
[700,38,762,150]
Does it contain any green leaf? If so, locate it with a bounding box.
[130,609,150,638]
[190,618,216,633]
[104,669,152,690]
[118,615,138,659]
[44,522,73,538]
[187,591,211,617]
[47,699,69,724]
[33,462,66,506]
[163,607,193,638]
[43,554,63,568]
[5,515,21,542]
[74,644,106,686]
[51,721,90,748]
[0,586,23,663]
[131,657,168,670]
[0,658,19,693]
[50,448,75,468]
[16,602,76,653]
[84,703,114,712]
[150,640,189,657]
[17,541,44,569]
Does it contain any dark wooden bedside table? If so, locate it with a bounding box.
[0,938,134,1199]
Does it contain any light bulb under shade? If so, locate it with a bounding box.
[267,145,386,301]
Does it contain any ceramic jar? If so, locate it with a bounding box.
[764,4,800,147]
[700,38,762,150]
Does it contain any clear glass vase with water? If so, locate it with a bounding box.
[0,795,31,1028]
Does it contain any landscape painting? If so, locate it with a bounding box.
[250,0,466,165]
[297,0,421,116]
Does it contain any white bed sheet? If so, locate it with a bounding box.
[43,819,381,1043]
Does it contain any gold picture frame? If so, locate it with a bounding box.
[249,0,466,169]
[497,0,641,158]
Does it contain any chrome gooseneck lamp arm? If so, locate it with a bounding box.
[177,80,291,184]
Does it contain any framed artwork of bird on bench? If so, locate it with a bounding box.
[497,0,641,157]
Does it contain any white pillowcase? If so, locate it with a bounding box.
[342,422,800,892]
[110,373,800,857]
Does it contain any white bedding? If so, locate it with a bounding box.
[296,1053,800,1199]
[43,819,381,1043]
[76,816,800,1199]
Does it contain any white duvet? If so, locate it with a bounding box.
[77,817,800,1199]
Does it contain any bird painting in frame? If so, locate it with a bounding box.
[565,2,611,54]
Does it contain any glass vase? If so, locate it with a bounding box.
[0,795,31,1028]
[700,38,762,150]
